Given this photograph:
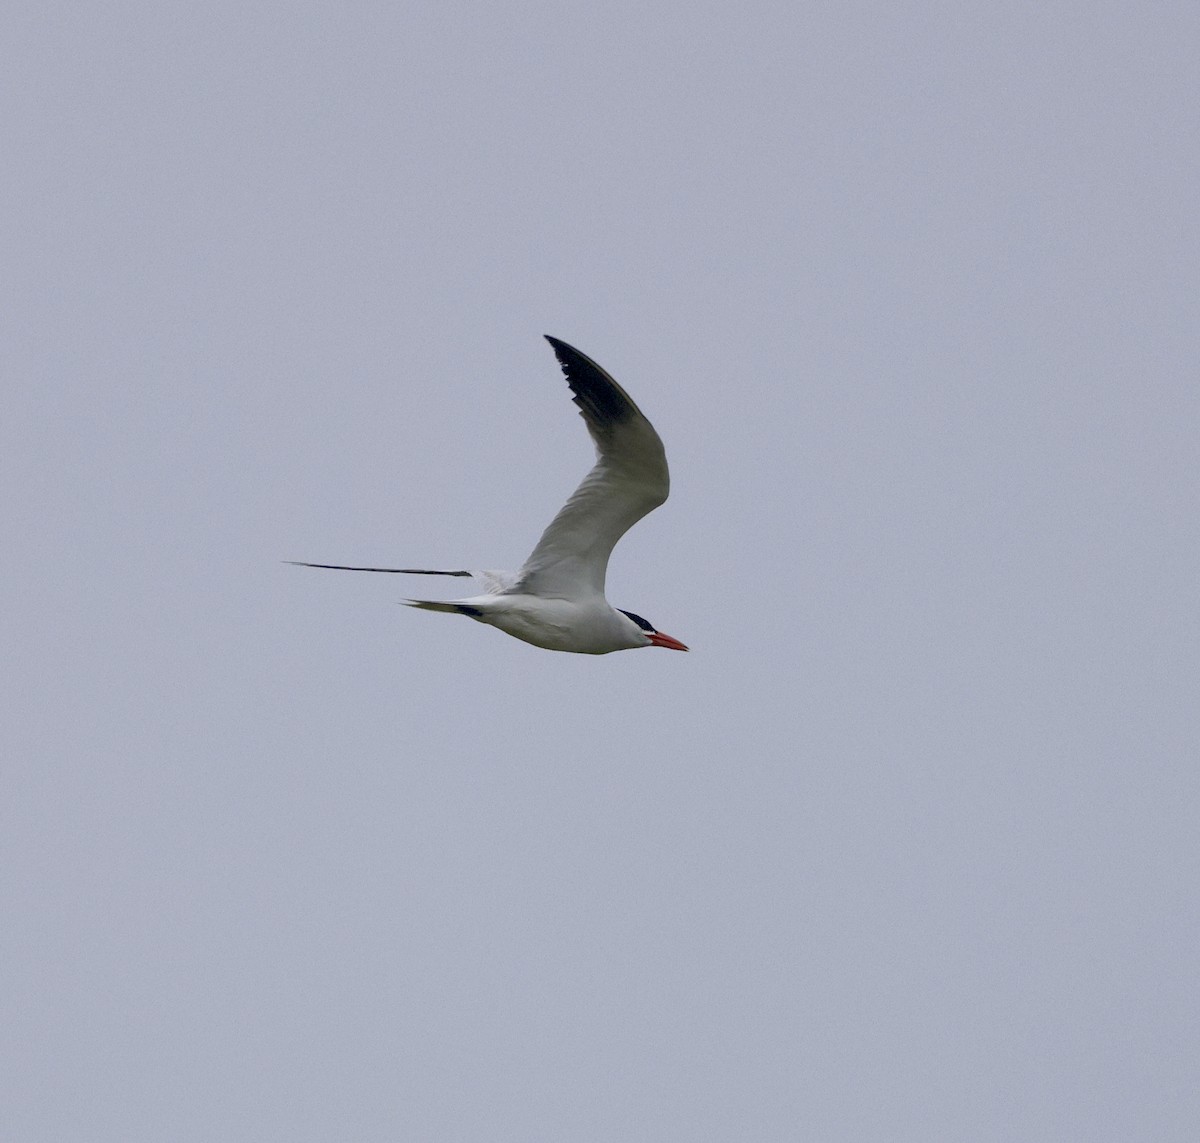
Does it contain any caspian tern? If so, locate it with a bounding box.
[290,336,688,655]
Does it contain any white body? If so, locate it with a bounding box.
[435,594,651,655]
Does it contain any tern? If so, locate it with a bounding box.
[290,336,688,655]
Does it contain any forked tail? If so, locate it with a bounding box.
[404,600,484,618]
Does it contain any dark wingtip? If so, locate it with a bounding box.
[542,336,636,426]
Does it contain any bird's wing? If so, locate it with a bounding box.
[510,337,669,599]
[286,562,473,576]
[286,563,518,594]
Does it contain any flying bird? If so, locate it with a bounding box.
[290,336,687,655]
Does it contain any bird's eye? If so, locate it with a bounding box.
[618,609,655,632]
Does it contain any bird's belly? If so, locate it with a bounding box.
[486,599,618,655]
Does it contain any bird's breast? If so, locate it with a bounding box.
[483,596,624,654]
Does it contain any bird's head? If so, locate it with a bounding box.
[618,609,689,651]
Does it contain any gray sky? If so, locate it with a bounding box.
[3,2,1197,1140]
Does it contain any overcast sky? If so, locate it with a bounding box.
[3,3,1198,1140]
